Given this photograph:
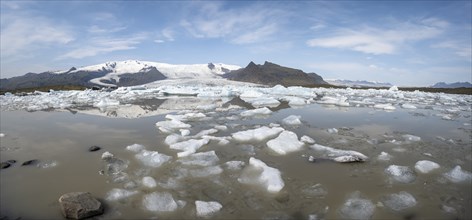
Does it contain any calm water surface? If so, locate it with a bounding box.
[1,99,471,219]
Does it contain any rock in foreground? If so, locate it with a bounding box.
[58,192,104,219]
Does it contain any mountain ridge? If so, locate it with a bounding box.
[431,82,472,88]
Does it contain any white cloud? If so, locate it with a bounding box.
[88,25,127,34]
[58,34,147,59]
[0,15,74,58]
[180,2,283,44]
[307,18,447,55]
[154,28,175,43]
[432,41,472,59]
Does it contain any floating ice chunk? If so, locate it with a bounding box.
[37,160,58,168]
[240,90,263,98]
[403,134,421,142]
[93,98,120,108]
[101,152,129,175]
[0,133,4,137]
[269,123,280,127]
[310,144,368,162]
[318,96,349,107]
[195,201,223,217]
[195,128,218,137]
[106,188,138,201]
[240,107,272,117]
[414,160,440,174]
[444,165,472,183]
[177,151,219,167]
[238,157,285,193]
[126,144,145,152]
[301,183,328,198]
[338,192,375,220]
[197,104,217,111]
[282,115,302,125]
[267,131,304,155]
[377,152,393,161]
[165,134,183,145]
[389,86,399,91]
[383,191,417,212]
[180,129,191,136]
[282,96,307,106]
[166,112,207,122]
[214,125,228,131]
[189,165,223,177]
[385,165,416,183]
[101,151,114,160]
[170,138,210,157]
[248,97,280,107]
[142,176,157,188]
[143,192,178,212]
[333,155,366,163]
[225,161,246,171]
[135,150,172,167]
[301,135,315,144]
[401,104,417,109]
[327,128,338,134]
[374,104,396,110]
[232,126,284,142]
[155,119,191,133]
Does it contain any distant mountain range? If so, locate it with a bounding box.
[0,60,327,90]
[326,79,393,88]
[224,61,327,86]
[431,82,472,88]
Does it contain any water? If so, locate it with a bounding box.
[1,97,471,219]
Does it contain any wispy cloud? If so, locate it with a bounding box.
[307,18,448,55]
[58,33,147,59]
[0,15,74,59]
[87,25,127,34]
[432,41,472,59]
[180,2,284,44]
[154,28,175,43]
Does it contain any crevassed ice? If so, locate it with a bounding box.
[238,157,285,193]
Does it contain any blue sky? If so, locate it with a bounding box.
[1,0,471,86]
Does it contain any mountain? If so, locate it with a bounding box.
[224,61,327,86]
[0,60,241,90]
[326,79,393,88]
[431,82,472,88]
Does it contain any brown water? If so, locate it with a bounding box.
[1,102,471,220]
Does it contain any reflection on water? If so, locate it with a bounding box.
[1,97,471,220]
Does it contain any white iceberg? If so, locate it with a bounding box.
[385,165,416,183]
[282,115,302,125]
[240,107,272,117]
[232,126,284,142]
[414,160,440,174]
[238,157,285,193]
[195,200,223,217]
[170,138,210,157]
[301,135,315,144]
[177,151,219,167]
[126,143,145,152]
[267,131,304,155]
[155,119,191,133]
[143,192,178,212]
[310,144,368,162]
[135,150,172,168]
[142,176,157,188]
[444,165,472,183]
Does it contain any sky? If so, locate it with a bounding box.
[1,0,471,86]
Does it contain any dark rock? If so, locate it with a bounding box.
[59,192,104,219]
[7,160,16,164]
[1,162,11,169]
[88,146,101,152]
[21,159,39,166]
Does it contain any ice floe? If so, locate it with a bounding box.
[401,104,417,109]
[444,165,472,183]
[309,144,368,162]
[414,160,440,174]
[240,107,272,117]
[327,128,338,134]
[142,176,157,188]
[338,191,375,220]
[195,200,223,217]
[238,157,285,193]
[170,138,210,157]
[374,103,396,110]
[224,161,246,171]
[177,151,219,166]
[282,115,302,125]
[385,165,416,183]
[266,131,304,155]
[106,188,138,201]
[155,119,191,133]
[126,143,145,152]
[135,150,172,167]
[382,191,417,212]
[232,126,284,142]
[301,135,315,144]
[377,152,393,161]
[142,192,178,212]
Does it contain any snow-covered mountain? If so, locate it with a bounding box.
[431,82,472,88]
[55,60,241,87]
[326,79,393,88]
[1,60,242,90]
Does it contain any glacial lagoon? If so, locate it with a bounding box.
[1,85,471,219]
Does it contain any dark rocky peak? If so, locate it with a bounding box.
[208,63,215,70]
[246,61,258,68]
[69,67,77,72]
